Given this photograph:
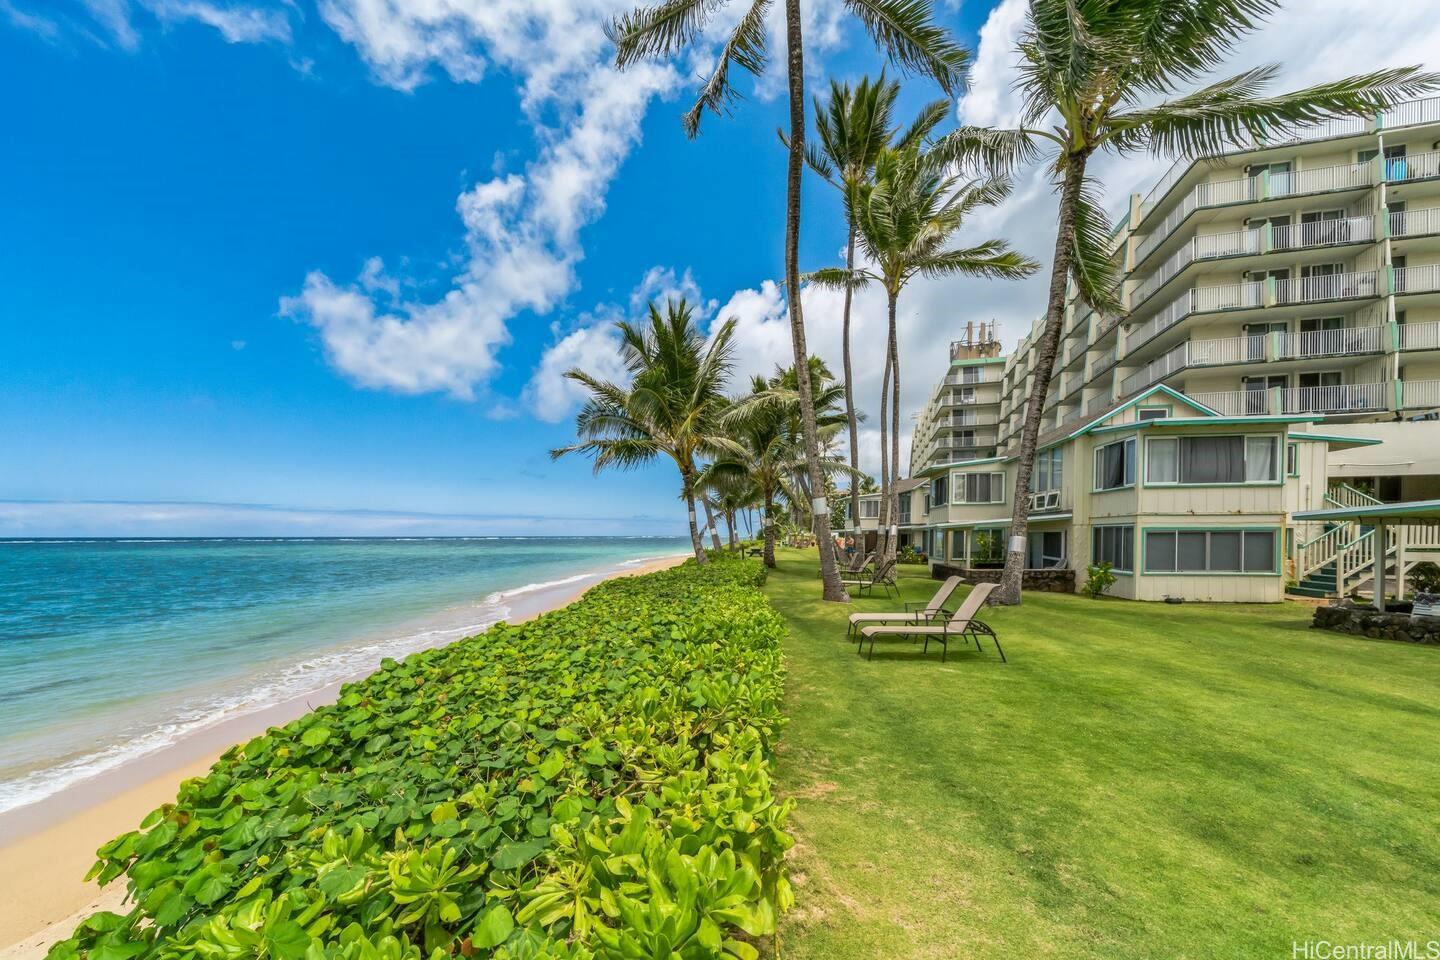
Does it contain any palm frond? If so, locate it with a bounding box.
[682,0,771,137]
[607,0,725,69]
[926,125,1047,177]
[1068,175,1124,315]
[844,0,971,96]
[894,97,950,149]
[909,241,1040,282]
[803,266,874,291]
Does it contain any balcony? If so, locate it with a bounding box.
[1382,149,1440,185]
[1135,161,1374,265]
[1275,269,1381,304]
[1121,326,1389,397]
[1390,206,1440,238]
[1380,96,1440,130]
[1399,320,1440,351]
[931,412,999,431]
[1090,348,1118,378]
[1186,382,1388,417]
[1395,264,1440,296]
[1130,228,1262,307]
[1401,379,1440,409]
[944,371,990,386]
[1127,280,1263,350]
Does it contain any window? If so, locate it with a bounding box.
[1145,435,1280,485]
[860,499,879,519]
[1137,406,1169,421]
[931,476,948,506]
[1144,529,1277,573]
[1286,442,1299,476]
[949,530,965,562]
[1031,448,1064,493]
[960,366,983,384]
[971,528,1006,564]
[1094,437,1136,490]
[1027,531,1066,569]
[1091,525,1134,572]
[953,472,1005,504]
[898,493,912,525]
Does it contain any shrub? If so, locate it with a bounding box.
[1411,561,1440,594]
[52,555,791,960]
[897,547,926,565]
[1082,562,1117,599]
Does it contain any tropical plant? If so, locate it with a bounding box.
[551,299,739,563]
[803,74,948,535]
[1410,561,1440,595]
[51,558,792,960]
[933,0,1439,605]
[1082,562,1117,599]
[810,143,1037,563]
[606,0,970,602]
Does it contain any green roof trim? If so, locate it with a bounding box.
[1287,432,1384,447]
[1294,499,1440,524]
[949,355,1008,367]
[914,455,1007,477]
[1035,384,1220,452]
[1088,414,1323,435]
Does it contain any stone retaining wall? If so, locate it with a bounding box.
[1311,602,1440,644]
[932,564,1075,593]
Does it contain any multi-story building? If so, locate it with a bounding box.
[906,97,1440,601]
[909,322,1006,474]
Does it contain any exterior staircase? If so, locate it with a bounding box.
[1288,483,1440,599]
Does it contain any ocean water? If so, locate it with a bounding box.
[0,536,689,814]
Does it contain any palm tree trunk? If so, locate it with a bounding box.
[782,0,847,603]
[702,498,723,551]
[877,341,891,561]
[762,490,777,568]
[726,509,738,548]
[842,224,861,538]
[887,288,901,566]
[680,465,708,565]
[996,155,1087,604]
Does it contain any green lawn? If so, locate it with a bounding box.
[762,548,1440,959]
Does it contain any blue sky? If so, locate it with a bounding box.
[2,0,1433,536]
[0,0,1003,536]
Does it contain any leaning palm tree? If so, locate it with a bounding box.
[606,0,969,602]
[804,75,948,535]
[811,144,1039,563]
[551,299,739,564]
[933,0,1439,604]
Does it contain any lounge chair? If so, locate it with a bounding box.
[842,558,898,599]
[821,550,874,578]
[858,582,1004,662]
[845,576,962,640]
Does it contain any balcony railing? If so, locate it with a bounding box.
[1091,349,1118,377]
[1135,161,1374,264]
[1401,379,1440,409]
[1383,150,1440,184]
[1399,320,1440,351]
[1127,280,1264,350]
[1085,394,1113,416]
[1271,214,1374,250]
[1381,97,1440,129]
[1187,382,1388,416]
[1130,228,1262,306]
[1282,324,1387,359]
[932,412,999,429]
[944,371,990,386]
[1390,207,1440,238]
[1394,264,1440,295]
[1275,269,1380,304]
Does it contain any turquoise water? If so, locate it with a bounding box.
[0,537,688,812]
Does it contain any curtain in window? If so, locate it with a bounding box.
[1147,438,1179,483]
[1244,437,1278,482]
[1183,436,1244,483]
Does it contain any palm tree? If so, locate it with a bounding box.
[551,299,739,564]
[804,75,948,537]
[933,0,1439,605]
[606,0,969,602]
[811,143,1039,562]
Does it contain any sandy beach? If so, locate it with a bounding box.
[0,554,686,959]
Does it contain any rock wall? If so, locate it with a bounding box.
[1311,601,1440,644]
[932,564,1075,594]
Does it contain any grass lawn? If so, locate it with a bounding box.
[761,548,1440,959]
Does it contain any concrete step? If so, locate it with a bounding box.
[1288,585,1336,598]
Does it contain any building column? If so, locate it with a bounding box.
[1375,520,1388,612]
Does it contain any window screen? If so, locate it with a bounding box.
[1094,438,1135,490]
[1144,530,1277,573]
[1091,525,1134,571]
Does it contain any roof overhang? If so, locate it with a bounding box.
[1088,414,1324,436]
[932,512,1072,530]
[1293,499,1440,525]
[1288,431,1384,451]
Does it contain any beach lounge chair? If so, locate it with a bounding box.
[842,558,898,598]
[845,576,962,640]
[858,582,1004,662]
[821,550,874,578]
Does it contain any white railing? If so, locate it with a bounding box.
[1298,524,1356,580]
[1186,334,1264,367]
[1135,175,1259,263]
[1394,264,1440,295]
[1120,342,1188,395]
[1186,382,1388,416]
[1383,150,1440,184]
[1402,379,1440,409]
[1329,482,1383,509]
[1270,161,1372,198]
[1275,269,1379,304]
[1091,349,1118,376]
[1380,96,1440,129]
[1281,324,1387,359]
[1388,207,1440,238]
[1085,394,1112,416]
[1130,228,1261,306]
[1272,215,1374,250]
[1399,321,1440,351]
[944,371,990,386]
[1129,280,1265,351]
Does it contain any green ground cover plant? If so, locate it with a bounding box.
[762,548,1440,958]
[53,556,791,960]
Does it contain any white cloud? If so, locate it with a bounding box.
[71,0,291,48]
[1,1,61,40]
[956,0,1027,128]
